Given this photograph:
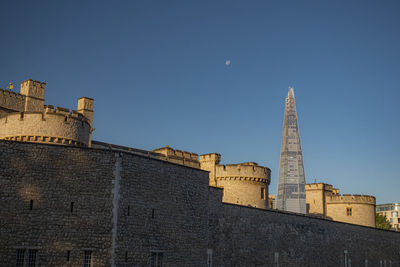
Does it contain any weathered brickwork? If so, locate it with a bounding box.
[1,140,400,266]
[0,141,115,266]
[0,140,210,266]
[114,153,210,266]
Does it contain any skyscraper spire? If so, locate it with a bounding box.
[276,87,306,214]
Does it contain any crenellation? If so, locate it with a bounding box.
[44,105,54,112]
[216,162,270,178]
[0,88,26,114]
[0,78,94,147]
[55,106,70,115]
[214,162,271,209]
[153,146,200,168]
[327,194,376,204]
[0,110,91,146]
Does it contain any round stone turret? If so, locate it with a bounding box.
[0,79,94,147]
[326,194,376,227]
[215,162,271,209]
[0,106,92,146]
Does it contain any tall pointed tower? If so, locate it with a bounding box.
[276,87,306,213]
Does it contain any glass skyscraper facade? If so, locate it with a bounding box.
[276,87,306,214]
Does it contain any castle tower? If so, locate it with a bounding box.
[0,79,94,147]
[214,162,270,209]
[276,87,306,214]
[78,97,94,146]
[199,153,221,186]
[78,97,94,126]
[20,79,45,112]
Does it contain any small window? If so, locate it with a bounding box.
[207,249,213,267]
[127,205,130,216]
[70,202,74,212]
[346,207,352,216]
[261,188,265,200]
[150,252,163,267]
[15,249,38,267]
[30,200,34,210]
[83,251,92,267]
[274,252,279,267]
[67,251,70,261]
[152,209,155,219]
[27,249,37,267]
[16,249,25,267]
[125,251,128,262]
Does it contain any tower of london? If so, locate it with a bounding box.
[0,79,398,266]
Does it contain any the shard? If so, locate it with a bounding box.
[276,87,306,214]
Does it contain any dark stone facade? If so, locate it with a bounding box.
[209,191,400,266]
[1,140,400,266]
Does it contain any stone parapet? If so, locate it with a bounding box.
[199,153,221,163]
[0,88,26,114]
[216,162,270,183]
[0,110,91,146]
[327,194,376,205]
[305,183,333,191]
[153,146,200,168]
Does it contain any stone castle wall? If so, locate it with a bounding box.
[0,140,210,266]
[0,108,91,146]
[1,140,400,266]
[0,141,116,266]
[208,198,400,266]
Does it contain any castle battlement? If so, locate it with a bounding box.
[327,194,375,205]
[0,78,94,147]
[153,146,199,160]
[153,146,200,168]
[152,145,271,209]
[20,79,46,96]
[0,111,91,147]
[216,162,270,182]
[305,183,339,193]
[0,88,26,100]
[0,88,26,114]
[199,153,221,163]
[305,183,332,190]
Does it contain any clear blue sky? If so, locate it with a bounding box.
[1,0,399,204]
